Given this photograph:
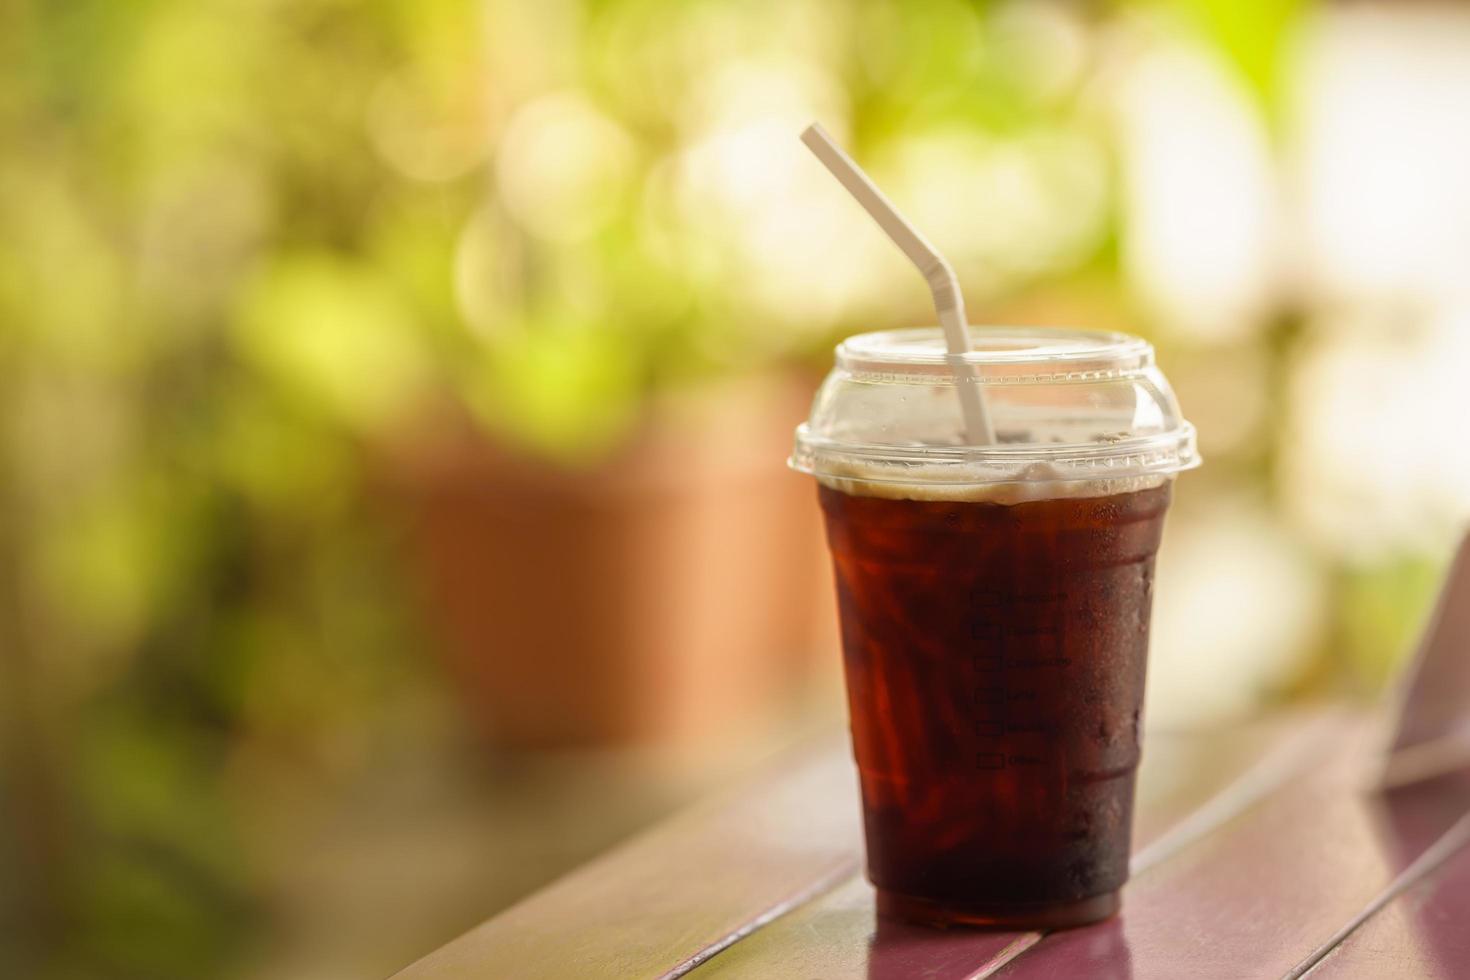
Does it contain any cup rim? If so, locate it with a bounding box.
[836,326,1154,380]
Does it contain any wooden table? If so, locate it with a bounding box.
[394,709,1470,978]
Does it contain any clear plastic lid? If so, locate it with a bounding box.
[791,327,1199,491]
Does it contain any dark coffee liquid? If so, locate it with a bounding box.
[819,482,1171,928]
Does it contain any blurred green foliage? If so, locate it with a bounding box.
[1,0,469,975]
[1174,0,1306,122]
[1334,557,1448,693]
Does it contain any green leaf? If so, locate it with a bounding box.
[235,253,432,430]
[1171,0,1310,123]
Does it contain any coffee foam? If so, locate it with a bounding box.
[815,459,1169,505]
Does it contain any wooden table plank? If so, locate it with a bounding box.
[392,742,862,980]
[1300,773,1470,978]
[989,721,1470,979]
[687,874,1026,980]
[399,709,1428,980]
[687,711,1345,979]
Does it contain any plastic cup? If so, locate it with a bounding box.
[791,327,1199,930]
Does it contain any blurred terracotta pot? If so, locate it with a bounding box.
[385,374,837,747]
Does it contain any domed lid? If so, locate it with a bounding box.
[791,327,1199,489]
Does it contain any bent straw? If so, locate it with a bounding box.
[800,122,995,445]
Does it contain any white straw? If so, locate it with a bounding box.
[800,122,995,445]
